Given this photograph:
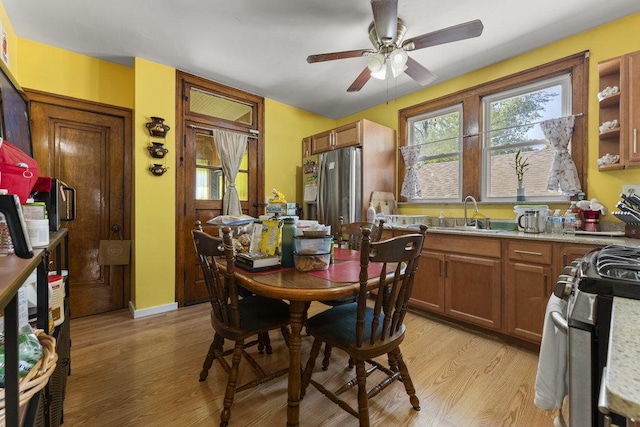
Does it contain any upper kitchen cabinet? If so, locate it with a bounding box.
[302,137,312,158]
[598,50,640,170]
[308,119,393,155]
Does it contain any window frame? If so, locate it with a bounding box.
[407,103,464,202]
[481,73,573,202]
[398,52,588,204]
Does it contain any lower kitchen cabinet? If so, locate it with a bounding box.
[505,241,554,343]
[408,230,603,345]
[410,251,445,313]
[412,234,502,330]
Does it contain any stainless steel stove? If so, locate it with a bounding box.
[554,245,640,427]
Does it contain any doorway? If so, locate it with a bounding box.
[27,90,132,318]
[175,72,265,306]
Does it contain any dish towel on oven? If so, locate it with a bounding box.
[534,294,568,427]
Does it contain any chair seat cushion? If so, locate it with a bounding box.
[239,296,290,331]
[214,296,289,335]
[306,303,403,351]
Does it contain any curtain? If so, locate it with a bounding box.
[540,115,582,194]
[212,129,247,216]
[399,145,422,199]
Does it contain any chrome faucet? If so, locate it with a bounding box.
[463,195,478,227]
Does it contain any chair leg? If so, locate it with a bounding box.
[300,338,323,398]
[220,341,244,427]
[355,359,371,427]
[257,331,272,354]
[393,348,420,411]
[321,343,332,371]
[200,333,224,382]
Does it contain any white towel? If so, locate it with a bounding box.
[534,294,568,427]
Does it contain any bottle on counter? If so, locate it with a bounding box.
[439,211,445,227]
[281,218,296,267]
[366,203,376,224]
[570,201,583,230]
[551,209,564,234]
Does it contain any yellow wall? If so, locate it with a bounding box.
[339,12,640,223]
[132,58,176,311]
[265,98,335,204]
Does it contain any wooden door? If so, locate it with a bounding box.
[28,92,131,318]
[176,72,264,306]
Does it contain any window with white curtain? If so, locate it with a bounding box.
[407,104,463,201]
[482,74,572,201]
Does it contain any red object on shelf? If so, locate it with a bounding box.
[582,210,601,232]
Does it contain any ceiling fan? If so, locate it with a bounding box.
[306,0,484,92]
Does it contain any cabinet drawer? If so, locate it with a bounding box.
[508,241,553,264]
[427,234,501,258]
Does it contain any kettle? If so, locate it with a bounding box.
[517,210,542,233]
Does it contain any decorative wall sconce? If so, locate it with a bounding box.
[147,141,168,159]
[149,163,169,176]
[146,116,170,137]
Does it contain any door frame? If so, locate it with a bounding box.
[25,88,133,309]
[175,71,265,306]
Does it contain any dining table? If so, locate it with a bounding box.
[229,247,390,427]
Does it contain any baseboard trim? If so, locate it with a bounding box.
[129,301,178,318]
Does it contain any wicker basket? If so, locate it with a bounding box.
[0,330,58,425]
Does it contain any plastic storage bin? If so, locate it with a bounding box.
[294,236,332,254]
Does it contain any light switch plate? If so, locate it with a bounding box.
[622,184,640,195]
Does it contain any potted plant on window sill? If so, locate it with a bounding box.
[514,150,530,202]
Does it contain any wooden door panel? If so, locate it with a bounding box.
[30,97,129,317]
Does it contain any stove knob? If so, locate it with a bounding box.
[553,279,573,299]
[562,265,578,277]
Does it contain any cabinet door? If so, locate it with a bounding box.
[556,243,600,277]
[410,251,445,313]
[505,261,551,343]
[627,51,640,164]
[445,254,501,330]
[302,137,312,158]
[334,122,360,149]
[311,130,332,154]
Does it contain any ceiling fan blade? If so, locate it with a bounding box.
[307,49,373,63]
[347,67,372,92]
[405,57,437,86]
[402,19,484,51]
[371,0,398,45]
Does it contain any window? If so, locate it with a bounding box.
[398,52,588,204]
[407,104,463,201]
[482,74,572,201]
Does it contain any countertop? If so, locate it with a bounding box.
[606,297,640,420]
[389,224,639,247]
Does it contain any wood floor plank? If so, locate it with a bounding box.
[62,302,556,426]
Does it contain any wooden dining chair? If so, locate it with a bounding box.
[191,225,290,427]
[335,216,385,250]
[300,225,427,427]
[319,217,385,370]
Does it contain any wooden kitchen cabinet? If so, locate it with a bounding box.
[505,240,554,343]
[416,234,502,330]
[598,50,640,169]
[556,242,601,276]
[410,251,445,313]
[308,119,393,155]
[302,137,312,158]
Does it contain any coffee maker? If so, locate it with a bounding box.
[0,193,33,258]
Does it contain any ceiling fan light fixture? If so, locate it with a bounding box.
[370,64,387,80]
[391,63,407,78]
[366,52,386,73]
[389,48,408,67]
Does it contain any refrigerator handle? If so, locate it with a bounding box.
[317,153,325,224]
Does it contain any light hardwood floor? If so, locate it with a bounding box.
[63,302,557,426]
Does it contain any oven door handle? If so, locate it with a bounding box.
[550,311,568,334]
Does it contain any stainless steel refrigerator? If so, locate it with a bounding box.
[316,146,362,235]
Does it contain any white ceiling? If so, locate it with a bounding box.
[4,0,640,119]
